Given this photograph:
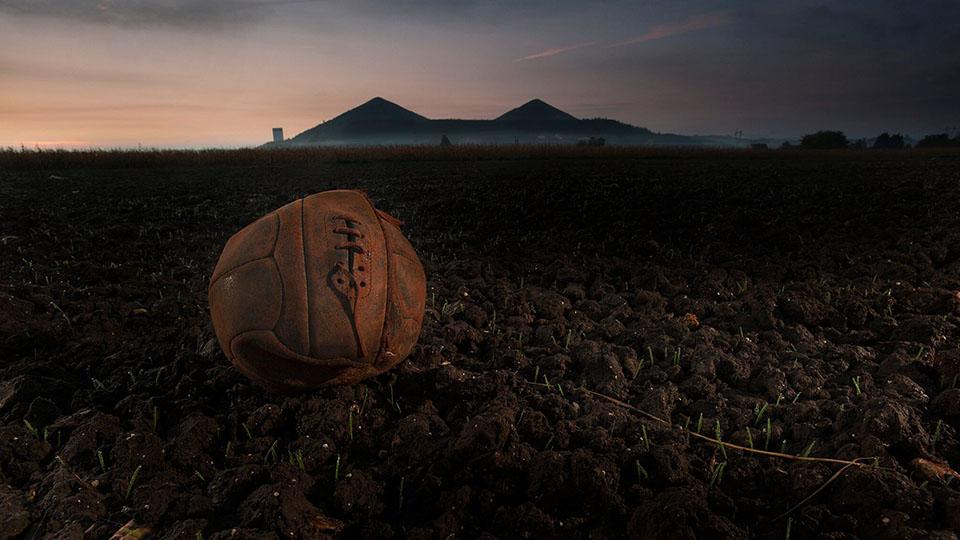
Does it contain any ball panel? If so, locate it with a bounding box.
[377,218,426,368]
[272,198,310,356]
[210,213,278,285]
[231,329,374,392]
[208,258,283,359]
[301,190,387,361]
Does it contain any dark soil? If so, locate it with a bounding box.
[2,150,960,539]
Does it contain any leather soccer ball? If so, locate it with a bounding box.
[208,190,426,392]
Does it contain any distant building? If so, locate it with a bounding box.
[272,128,284,143]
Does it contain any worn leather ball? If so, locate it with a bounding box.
[208,190,426,392]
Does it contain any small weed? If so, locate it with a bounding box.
[932,420,943,445]
[635,460,648,481]
[754,402,769,426]
[23,419,38,438]
[151,405,159,432]
[646,346,654,367]
[398,475,406,510]
[264,440,278,464]
[784,517,793,540]
[696,413,703,434]
[765,418,772,450]
[715,420,727,460]
[775,393,784,406]
[359,388,369,415]
[851,376,862,396]
[641,425,650,451]
[387,384,401,413]
[97,449,107,472]
[225,441,232,458]
[709,461,727,487]
[242,423,253,440]
[334,454,341,482]
[792,392,802,404]
[801,440,816,458]
[194,470,205,482]
[124,464,142,500]
[746,427,754,449]
[671,347,681,366]
[348,409,354,441]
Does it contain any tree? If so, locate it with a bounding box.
[800,131,849,149]
[873,133,905,149]
[916,133,959,148]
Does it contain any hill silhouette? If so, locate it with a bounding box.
[277,97,741,147]
[496,99,579,123]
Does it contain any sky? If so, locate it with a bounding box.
[1,0,958,148]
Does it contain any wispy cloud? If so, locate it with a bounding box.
[607,11,733,48]
[516,41,595,61]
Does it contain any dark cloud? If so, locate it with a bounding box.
[0,0,326,27]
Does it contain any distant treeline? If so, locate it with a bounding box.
[786,131,960,150]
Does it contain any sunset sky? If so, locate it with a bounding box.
[1,1,958,148]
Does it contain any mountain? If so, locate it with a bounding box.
[277,97,737,147]
[293,97,429,141]
[496,99,578,123]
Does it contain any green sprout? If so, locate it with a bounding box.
[746,427,754,449]
[125,465,142,501]
[641,425,650,452]
[801,440,816,458]
[714,420,727,460]
[932,420,943,445]
[696,413,703,434]
[23,419,38,438]
[754,402,768,426]
[709,461,727,488]
[635,460,648,481]
[851,376,862,396]
[334,454,341,482]
[264,440,278,464]
[765,418,772,450]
